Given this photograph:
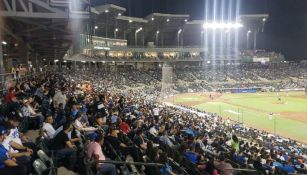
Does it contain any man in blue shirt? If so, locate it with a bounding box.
[0,126,26,175]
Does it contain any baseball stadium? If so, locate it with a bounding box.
[0,0,307,175]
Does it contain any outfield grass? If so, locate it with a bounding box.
[173,91,307,143]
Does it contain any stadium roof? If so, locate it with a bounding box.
[0,1,269,65]
[0,0,90,61]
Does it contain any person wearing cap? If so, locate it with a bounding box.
[0,126,27,175]
[20,98,44,129]
[87,133,117,175]
[3,117,35,153]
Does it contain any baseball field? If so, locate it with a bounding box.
[169,91,307,144]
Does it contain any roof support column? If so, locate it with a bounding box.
[0,39,4,75]
[253,29,257,51]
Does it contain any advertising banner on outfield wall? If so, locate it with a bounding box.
[280,88,305,92]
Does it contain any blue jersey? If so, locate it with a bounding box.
[0,144,9,169]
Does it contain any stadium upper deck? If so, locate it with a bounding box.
[0,1,277,72]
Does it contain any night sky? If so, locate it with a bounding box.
[93,0,307,60]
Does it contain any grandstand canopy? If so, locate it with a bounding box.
[0,0,89,63]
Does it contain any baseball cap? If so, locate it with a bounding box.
[0,126,7,135]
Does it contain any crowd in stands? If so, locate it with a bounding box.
[0,63,307,175]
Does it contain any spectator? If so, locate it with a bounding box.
[21,98,44,129]
[214,155,233,175]
[119,118,130,134]
[42,115,56,139]
[53,88,67,108]
[0,126,27,175]
[4,87,16,103]
[87,133,117,175]
[159,152,176,175]
[51,122,77,170]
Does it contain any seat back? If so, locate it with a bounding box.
[38,149,53,164]
[33,159,48,175]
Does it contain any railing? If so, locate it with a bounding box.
[96,160,164,167]
[224,168,257,175]
[0,69,52,94]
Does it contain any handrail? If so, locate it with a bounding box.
[0,73,14,76]
[96,160,164,167]
[225,168,257,172]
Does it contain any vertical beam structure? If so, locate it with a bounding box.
[0,38,4,74]
[0,10,4,75]
[253,29,257,51]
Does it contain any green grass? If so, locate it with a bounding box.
[174,91,307,143]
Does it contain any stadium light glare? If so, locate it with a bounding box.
[105,9,109,13]
[54,59,59,62]
[1,41,7,45]
[129,20,133,23]
[177,29,182,34]
[203,22,243,29]
[247,30,252,34]
[136,27,143,33]
[63,60,67,63]
[115,28,119,32]
[184,19,188,22]
[81,61,86,63]
[94,26,98,29]
[118,13,122,16]
[151,17,155,21]
[166,18,170,22]
[156,30,160,34]
[262,18,266,22]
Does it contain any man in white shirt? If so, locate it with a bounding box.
[53,88,67,108]
[149,126,158,137]
[152,106,160,120]
[21,99,44,128]
[42,115,56,139]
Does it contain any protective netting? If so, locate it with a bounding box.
[161,64,173,99]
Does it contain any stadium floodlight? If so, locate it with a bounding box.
[105,9,109,13]
[207,60,211,64]
[166,18,170,22]
[262,18,266,22]
[247,30,252,34]
[118,13,122,16]
[102,61,106,64]
[54,59,59,62]
[129,20,133,23]
[177,29,182,34]
[63,60,67,63]
[115,28,119,32]
[151,17,155,21]
[156,30,160,34]
[184,19,188,22]
[136,27,143,33]
[203,22,243,29]
[1,41,7,45]
[94,26,98,29]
